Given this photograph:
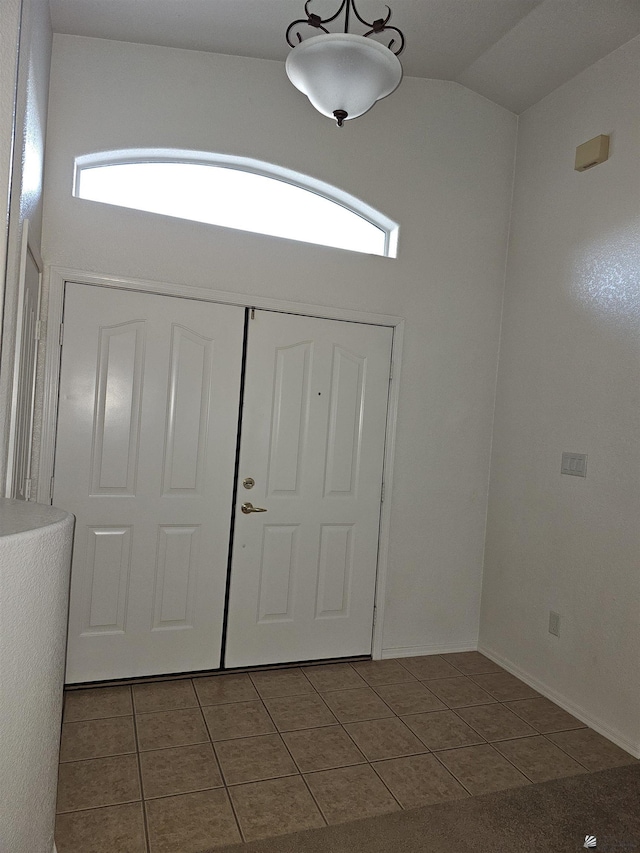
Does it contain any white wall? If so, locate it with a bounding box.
[480,36,640,755]
[0,0,52,490]
[42,35,517,656]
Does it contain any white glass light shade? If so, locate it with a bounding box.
[285,33,402,123]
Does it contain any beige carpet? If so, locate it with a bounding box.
[214,764,640,853]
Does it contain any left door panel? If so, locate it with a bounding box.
[55,284,244,683]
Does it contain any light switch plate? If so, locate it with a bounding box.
[561,452,587,477]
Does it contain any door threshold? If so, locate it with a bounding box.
[64,655,372,690]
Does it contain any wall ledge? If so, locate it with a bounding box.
[0,498,74,853]
[0,496,70,535]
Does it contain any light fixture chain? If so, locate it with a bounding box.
[286,0,405,55]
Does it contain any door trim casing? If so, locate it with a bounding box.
[39,266,405,661]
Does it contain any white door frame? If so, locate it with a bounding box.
[39,266,405,661]
[5,220,43,499]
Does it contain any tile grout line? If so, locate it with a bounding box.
[143,784,225,802]
[130,686,152,853]
[278,732,329,826]
[429,747,479,797]
[365,755,416,811]
[483,741,535,785]
[276,714,326,779]
[62,712,133,722]
[537,732,593,772]
[214,755,248,844]
[502,698,588,733]
[332,715,372,763]
[448,699,537,742]
[298,771,331,828]
[489,738,556,785]
[488,734,592,784]
[225,786,250,844]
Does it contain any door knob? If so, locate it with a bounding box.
[241,502,267,514]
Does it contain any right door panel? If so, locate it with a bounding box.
[225,310,393,667]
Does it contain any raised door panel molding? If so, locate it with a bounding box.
[152,525,200,630]
[81,526,132,635]
[257,525,299,623]
[90,321,145,495]
[162,325,213,495]
[266,342,311,496]
[315,524,354,619]
[324,346,365,498]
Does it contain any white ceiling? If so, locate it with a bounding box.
[48,0,640,113]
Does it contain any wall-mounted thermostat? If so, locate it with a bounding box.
[575,135,610,172]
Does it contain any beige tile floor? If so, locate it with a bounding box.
[54,652,638,853]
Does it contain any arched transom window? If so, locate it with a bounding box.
[74,150,398,258]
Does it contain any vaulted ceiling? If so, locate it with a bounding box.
[48,0,640,113]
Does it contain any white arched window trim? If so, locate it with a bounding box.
[73,149,399,258]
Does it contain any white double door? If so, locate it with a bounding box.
[55,284,392,682]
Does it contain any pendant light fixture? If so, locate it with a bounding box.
[285,1,405,127]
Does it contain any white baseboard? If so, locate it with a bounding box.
[478,643,640,760]
[381,641,478,659]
